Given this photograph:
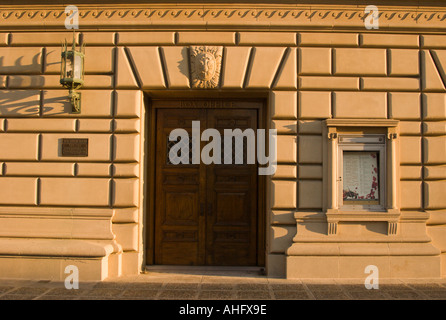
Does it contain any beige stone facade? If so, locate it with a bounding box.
[0,1,445,281]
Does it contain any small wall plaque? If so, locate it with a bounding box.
[61,138,89,157]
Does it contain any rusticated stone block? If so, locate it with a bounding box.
[423,93,446,120]
[0,177,37,205]
[76,163,111,177]
[161,46,190,89]
[10,32,78,46]
[6,118,76,132]
[114,90,142,118]
[221,47,251,89]
[270,91,297,120]
[298,135,322,164]
[400,181,422,210]
[0,47,42,74]
[113,179,139,207]
[400,137,422,164]
[424,166,446,180]
[117,32,175,45]
[276,135,297,164]
[299,77,359,90]
[270,180,296,209]
[42,90,113,117]
[178,32,235,45]
[333,92,387,119]
[298,91,331,119]
[127,47,165,89]
[4,162,74,177]
[423,136,446,164]
[0,90,41,117]
[361,34,419,48]
[113,134,140,162]
[40,178,110,206]
[299,48,331,75]
[424,181,446,209]
[239,32,296,46]
[298,180,323,209]
[84,47,114,74]
[113,223,138,251]
[0,133,39,160]
[334,48,386,75]
[299,33,358,47]
[389,49,419,76]
[389,92,420,120]
[245,47,285,89]
[82,32,115,45]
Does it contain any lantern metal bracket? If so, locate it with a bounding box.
[69,90,81,114]
[60,32,85,114]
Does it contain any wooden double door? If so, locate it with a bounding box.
[154,105,260,266]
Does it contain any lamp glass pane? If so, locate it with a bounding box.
[74,54,82,80]
[66,55,74,79]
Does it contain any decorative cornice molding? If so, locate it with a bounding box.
[0,5,446,30]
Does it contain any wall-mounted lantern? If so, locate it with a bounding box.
[60,33,85,113]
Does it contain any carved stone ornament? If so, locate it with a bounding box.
[190,46,223,89]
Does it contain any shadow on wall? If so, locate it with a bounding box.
[271,225,296,252]
[0,90,41,116]
[177,47,190,81]
[0,52,42,74]
[301,213,328,236]
[0,54,45,116]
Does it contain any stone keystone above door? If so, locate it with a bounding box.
[189,46,223,89]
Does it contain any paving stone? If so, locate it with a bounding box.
[270,283,306,291]
[164,283,200,290]
[417,291,446,299]
[379,284,414,291]
[158,289,198,300]
[0,294,37,300]
[235,283,269,291]
[36,295,79,300]
[0,286,15,294]
[200,283,235,291]
[0,276,445,300]
[273,290,311,300]
[407,283,446,291]
[312,291,350,300]
[95,282,163,290]
[8,287,51,296]
[198,290,237,300]
[339,284,369,292]
[305,284,343,291]
[121,289,159,299]
[385,290,425,300]
[44,288,91,296]
[347,290,389,300]
[236,291,272,300]
[84,288,125,297]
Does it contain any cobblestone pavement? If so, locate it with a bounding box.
[0,270,445,300]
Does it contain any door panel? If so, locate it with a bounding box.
[154,105,258,266]
[206,109,258,266]
[154,108,206,265]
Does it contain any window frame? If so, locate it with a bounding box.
[337,135,386,212]
[323,119,401,235]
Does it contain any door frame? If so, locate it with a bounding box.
[144,97,267,267]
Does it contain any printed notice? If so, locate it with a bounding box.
[343,151,379,202]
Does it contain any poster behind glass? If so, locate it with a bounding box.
[343,151,379,205]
